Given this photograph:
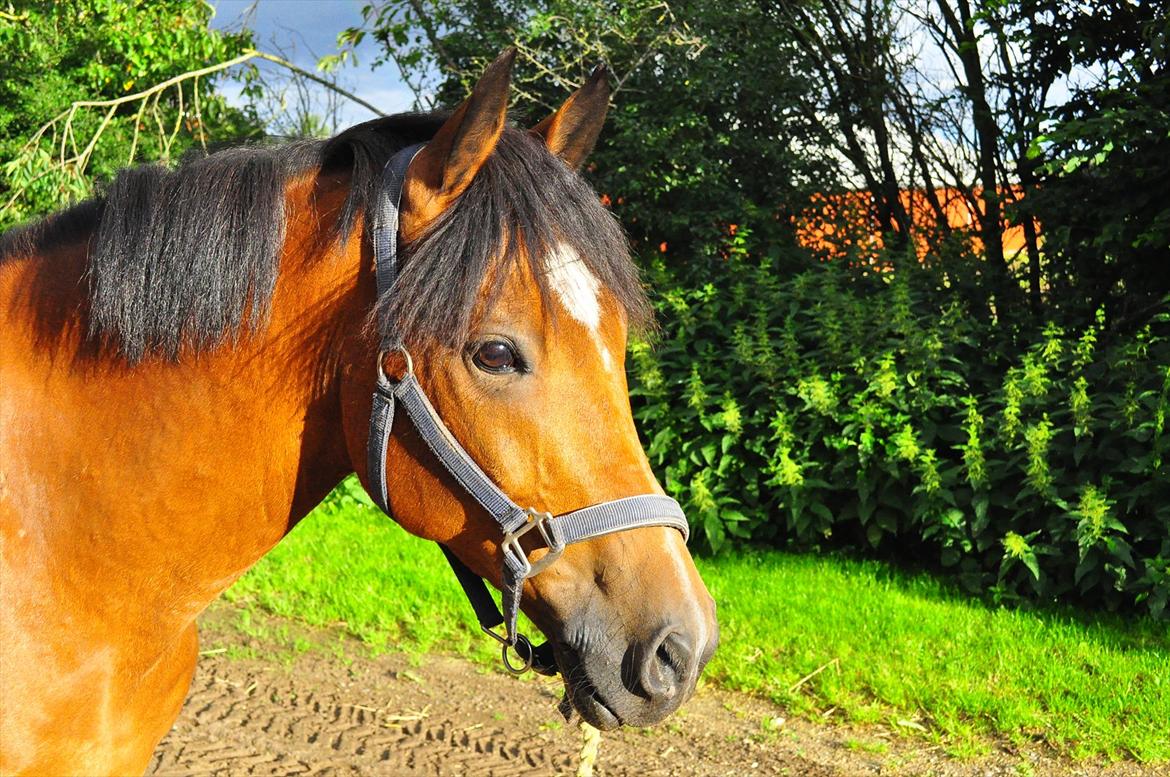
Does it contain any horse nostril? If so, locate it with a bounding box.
[638,628,694,702]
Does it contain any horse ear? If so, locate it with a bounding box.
[408,48,515,209]
[531,65,610,171]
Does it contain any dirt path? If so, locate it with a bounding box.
[149,605,1152,776]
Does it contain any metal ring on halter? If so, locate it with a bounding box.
[501,633,535,675]
[376,346,414,383]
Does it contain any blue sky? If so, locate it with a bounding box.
[209,0,418,130]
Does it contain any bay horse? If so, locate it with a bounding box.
[0,50,718,774]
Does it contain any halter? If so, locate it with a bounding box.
[365,144,690,676]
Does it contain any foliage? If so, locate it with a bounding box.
[356,0,1169,328]
[0,0,260,230]
[229,479,1170,761]
[341,0,1169,616]
[1016,0,1170,324]
[630,229,1170,616]
[343,0,828,255]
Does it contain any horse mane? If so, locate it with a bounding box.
[0,113,649,362]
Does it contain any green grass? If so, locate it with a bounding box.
[225,481,1169,763]
[698,547,1168,761]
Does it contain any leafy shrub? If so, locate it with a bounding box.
[631,228,1170,616]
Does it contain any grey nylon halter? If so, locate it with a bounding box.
[365,143,690,675]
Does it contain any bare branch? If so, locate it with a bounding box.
[251,50,385,117]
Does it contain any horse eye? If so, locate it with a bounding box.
[473,340,517,373]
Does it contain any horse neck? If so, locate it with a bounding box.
[2,171,369,639]
[147,171,374,615]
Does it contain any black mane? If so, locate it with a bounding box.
[0,113,649,361]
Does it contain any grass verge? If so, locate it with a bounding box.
[224,480,1169,762]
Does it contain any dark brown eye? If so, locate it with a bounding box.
[473,340,517,373]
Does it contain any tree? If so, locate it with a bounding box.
[1012,0,1170,326]
[0,0,260,229]
[766,0,914,247]
[342,0,832,259]
[766,0,1166,328]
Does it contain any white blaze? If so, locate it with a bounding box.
[546,243,601,330]
[545,243,614,370]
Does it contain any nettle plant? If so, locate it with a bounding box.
[630,228,1170,615]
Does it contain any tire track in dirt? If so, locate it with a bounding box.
[148,605,1155,776]
[149,647,799,776]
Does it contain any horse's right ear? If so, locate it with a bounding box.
[405,48,514,231]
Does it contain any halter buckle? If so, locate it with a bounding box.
[501,508,564,580]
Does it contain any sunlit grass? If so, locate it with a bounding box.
[225,480,1169,762]
[697,547,1168,761]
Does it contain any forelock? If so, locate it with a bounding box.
[373,127,651,346]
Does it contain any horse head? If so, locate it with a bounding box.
[340,50,719,728]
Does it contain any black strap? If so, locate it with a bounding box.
[366,143,423,517]
[439,545,503,629]
[439,545,558,675]
[371,143,424,348]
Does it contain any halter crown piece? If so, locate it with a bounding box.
[365,144,690,676]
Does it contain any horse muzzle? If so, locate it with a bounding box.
[552,596,719,729]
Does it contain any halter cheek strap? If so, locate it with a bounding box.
[365,143,689,676]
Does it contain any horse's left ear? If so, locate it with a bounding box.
[531,65,610,171]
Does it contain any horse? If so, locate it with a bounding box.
[0,49,718,774]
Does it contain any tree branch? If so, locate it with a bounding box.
[251,51,385,117]
[404,0,460,74]
[2,48,387,222]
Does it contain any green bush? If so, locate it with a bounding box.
[631,228,1170,616]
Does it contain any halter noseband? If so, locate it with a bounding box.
[364,144,689,676]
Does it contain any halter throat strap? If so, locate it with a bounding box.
[364,143,689,676]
